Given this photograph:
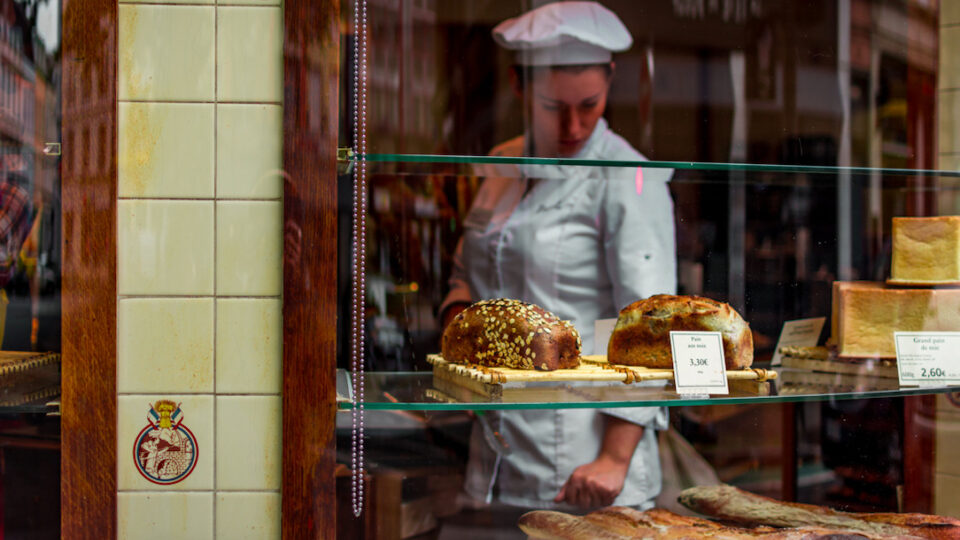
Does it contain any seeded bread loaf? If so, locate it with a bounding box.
[607,294,753,369]
[441,299,581,370]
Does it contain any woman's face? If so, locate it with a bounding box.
[522,66,612,158]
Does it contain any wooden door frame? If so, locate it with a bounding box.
[61,0,118,535]
[58,0,343,536]
[281,0,340,537]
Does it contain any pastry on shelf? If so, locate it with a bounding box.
[890,216,960,285]
[608,294,753,369]
[441,298,580,370]
[831,281,960,358]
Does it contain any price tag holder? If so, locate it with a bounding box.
[771,317,826,366]
[593,318,617,355]
[670,331,729,395]
[895,332,960,387]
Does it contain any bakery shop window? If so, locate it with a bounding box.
[334,0,958,534]
[337,0,941,374]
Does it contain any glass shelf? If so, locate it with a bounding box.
[335,368,959,411]
[361,154,960,178]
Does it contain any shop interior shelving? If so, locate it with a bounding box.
[338,155,960,412]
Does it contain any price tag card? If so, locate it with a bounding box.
[771,317,826,366]
[670,331,729,395]
[594,318,617,355]
[895,332,960,387]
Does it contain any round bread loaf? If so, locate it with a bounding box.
[607,294,753,369]
[441,299,581,370]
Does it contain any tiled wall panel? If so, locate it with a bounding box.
[119,102,216,198]
[216,493,282,538]
[119,492,215,539]
[217,7,283,102]
[118,298,215,393]
[117,394,216,491]
[118,5,216,101]
[216,104,283,199]
[117,0,283,536]
[215,298,282,393]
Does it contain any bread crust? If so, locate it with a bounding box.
[518,506,912,539]
[608,295,754,369]
[440,299,581,370]
[679,485,960,540]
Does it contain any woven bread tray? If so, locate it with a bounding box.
[427,354,776,399]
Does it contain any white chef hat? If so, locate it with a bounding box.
[492,1,632,67]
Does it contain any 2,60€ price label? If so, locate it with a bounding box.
[670,331,729,395]
[894,332,960,387]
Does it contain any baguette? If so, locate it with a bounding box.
[679,485,960,540]
[518,506,916,539]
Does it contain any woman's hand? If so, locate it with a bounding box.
[553,455,630,508]
[554,415,645,508]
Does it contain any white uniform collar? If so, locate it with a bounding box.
[518,117,609,180]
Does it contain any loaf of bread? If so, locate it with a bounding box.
[679,484,960,540]
[518,506,918,539]
[441,299,580,370]
[891,216,960,283]
[607,294,753,369]
[831,281,960,358]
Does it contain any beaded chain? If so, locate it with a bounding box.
[351,0,368,518]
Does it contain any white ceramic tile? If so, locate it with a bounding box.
[118,298,214,393]
[216,396,281,490]
[119,102,215,198]
[216,492,281,539]
[219,0,279,7]
[118,200,215,295]
[217,7,283,102]
[940,91,960,154]
[119,5,215,101]
[216,298,281,393]
[217,104,283,199]
[119,492,213,540]
[122,0,214,6]
[941,154,960,172]
[942,27,960,90]
[945,2,960,26]
[118,395,214,491]
[936,473,960,518]
[216,201,282,296]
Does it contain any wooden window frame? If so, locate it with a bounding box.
[60,0,341,537]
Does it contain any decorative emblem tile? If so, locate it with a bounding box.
[133,400,198,485]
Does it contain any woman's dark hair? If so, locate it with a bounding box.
[510,63,614,90]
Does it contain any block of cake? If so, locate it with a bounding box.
[832,281,960,358]
[890,216,960,285]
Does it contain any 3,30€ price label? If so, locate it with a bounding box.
[894,332,960,387]
[669,331,729,395]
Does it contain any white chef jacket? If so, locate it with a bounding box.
[441,118,676,509]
